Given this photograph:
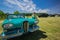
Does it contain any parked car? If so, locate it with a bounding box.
[0,14,39,40]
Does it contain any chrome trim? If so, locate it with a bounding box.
[23,21,29,32]
[29,26,39,32]
[1,32,23,39]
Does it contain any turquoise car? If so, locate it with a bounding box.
[0,14,39,40]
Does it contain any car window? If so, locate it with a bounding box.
[7,15,24,19]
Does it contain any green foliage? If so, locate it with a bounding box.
[24,13,32,16]
[0,10,4,15]
[0,10,6,19]
[36,13,49,17]
[14,11,20,14]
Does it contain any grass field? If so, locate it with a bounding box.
[0,17,60,40]
[38,17,60,40]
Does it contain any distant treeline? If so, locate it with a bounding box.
[36,13,60,17]
[0,10,60,19]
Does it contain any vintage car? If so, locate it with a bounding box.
[0,14,39,40]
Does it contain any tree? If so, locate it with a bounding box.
[0,10,4,15]
[14,11,20,14]
[38,13,49,17]
[0,10,5,19]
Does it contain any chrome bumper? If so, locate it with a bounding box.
[0,32,23,39]
[0,26,39,39]
[29,26,39,32]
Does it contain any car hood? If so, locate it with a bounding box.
[2,18,35,26]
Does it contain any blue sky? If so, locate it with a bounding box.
[0,0,60,14]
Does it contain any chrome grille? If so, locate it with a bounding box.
[23,21,29,32]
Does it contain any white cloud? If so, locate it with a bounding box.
[4,2,14,8]
[6,0,16,4]
[38,9,50,13]
[5,0,50,13]
[23,0,30,2]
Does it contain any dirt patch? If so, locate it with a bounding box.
[0,21,3,23]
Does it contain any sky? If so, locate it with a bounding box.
[0,0,60,14]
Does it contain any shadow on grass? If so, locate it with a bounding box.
[8,30,47,40]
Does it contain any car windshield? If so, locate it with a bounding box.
[7,14,24,19]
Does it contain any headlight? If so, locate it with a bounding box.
[3,24,13,29]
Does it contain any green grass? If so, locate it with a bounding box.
[0,17,60,40]
[38,17,60,40]
[0,20,3,34]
